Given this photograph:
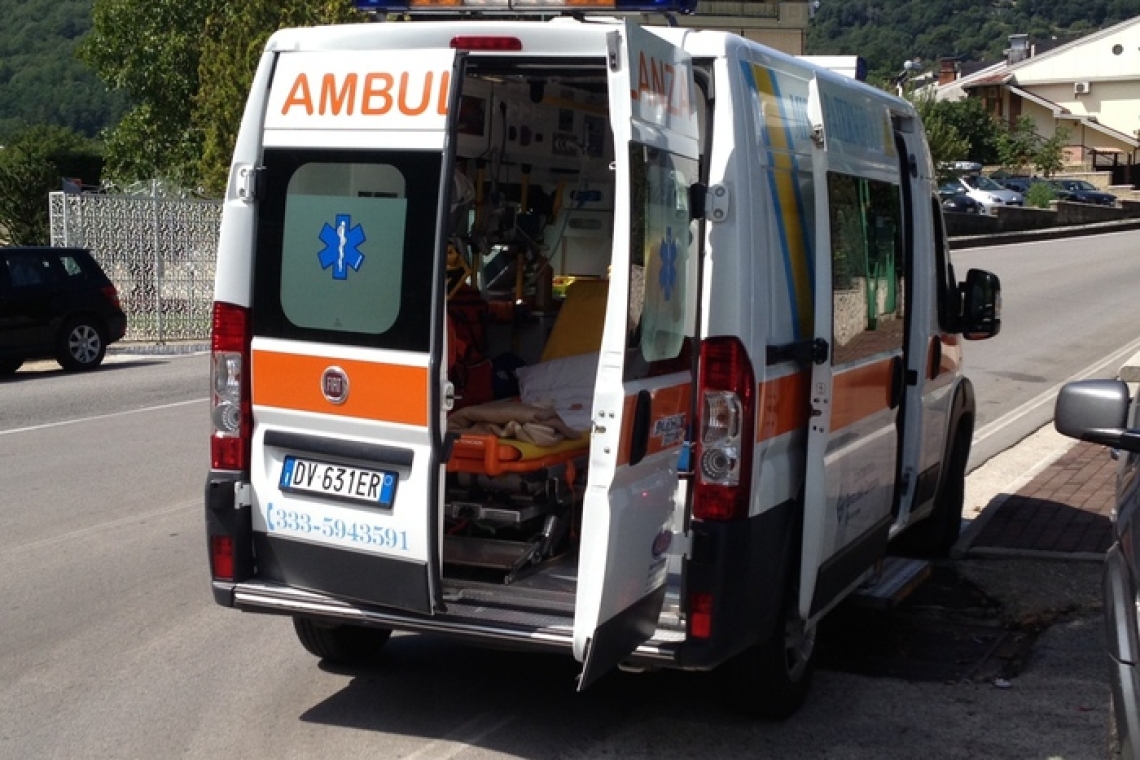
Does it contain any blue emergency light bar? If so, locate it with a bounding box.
[354,0,697,14]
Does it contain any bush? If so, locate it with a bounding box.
[1026,182,1056,209]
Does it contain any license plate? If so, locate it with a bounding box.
[279,456,397,507]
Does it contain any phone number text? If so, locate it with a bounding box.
[266,502,409,551]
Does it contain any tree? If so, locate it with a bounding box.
[997,115,1038,173]
[81,0,224,188]
[1034,125,1071,176]
[194,0,362,195]
[81,0,361,193]
[0,125,98,245]
[909,92,969,182]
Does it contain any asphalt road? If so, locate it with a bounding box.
[2,223,1133,759]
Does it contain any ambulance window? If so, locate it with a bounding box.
[252,149,440,352]
[625,145,698,377]
[826,172,905,365]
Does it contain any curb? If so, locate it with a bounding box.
[949,217,1140,249]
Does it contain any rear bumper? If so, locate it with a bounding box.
[219,578,686,665]
[107,312,128,344]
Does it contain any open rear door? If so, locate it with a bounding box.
[573,20,700,689]
[244,48,463,615]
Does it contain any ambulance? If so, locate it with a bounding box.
[205,0,1001,718]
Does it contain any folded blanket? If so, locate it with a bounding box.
[447,400,580,447]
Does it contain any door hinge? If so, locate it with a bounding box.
[236,165,263,202]
[706,183,730,223]
[234,482,252,509]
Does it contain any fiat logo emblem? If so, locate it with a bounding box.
[321,367,349,405]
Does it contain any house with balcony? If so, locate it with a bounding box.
[936,17,1140,185]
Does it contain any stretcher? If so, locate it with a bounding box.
[446,279,607,477]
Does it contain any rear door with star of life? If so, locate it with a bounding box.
[242,49,460,615]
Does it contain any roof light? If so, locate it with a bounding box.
[354,0,696,13]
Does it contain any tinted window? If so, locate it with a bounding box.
[253,149,443,352]
[4,252,57,289]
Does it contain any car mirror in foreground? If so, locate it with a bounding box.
[1054,379,1140,452]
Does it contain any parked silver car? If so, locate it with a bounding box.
[1055,379,1140,759]
[943,174,1025,215]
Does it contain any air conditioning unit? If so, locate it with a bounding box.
[1074,81,1092,95]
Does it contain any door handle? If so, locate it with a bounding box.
[629,390,652,467]
[889,356,904,410]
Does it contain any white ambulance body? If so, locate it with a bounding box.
[206,3,1000,717]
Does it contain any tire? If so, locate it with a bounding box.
[0,358,22,375]
[718,603,817,720]
[292,617,392,666]
[893,421,971,558]
[56,317,107,371]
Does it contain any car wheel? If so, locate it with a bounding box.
[292,617,392,665]
[56,317,107,371]
[0,358,22,375]
[718,597,817,719]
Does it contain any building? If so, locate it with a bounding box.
[936,17,1140,183]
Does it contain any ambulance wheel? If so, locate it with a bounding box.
[720,608,817,720]
[292,617,392,665]
[56,317,106,371]
[894,422,971,558]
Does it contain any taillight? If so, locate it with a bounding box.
[688,592,713,639]
[101,284,121,310]
[210,535,235,581]
[210,301,251,471]
[693,337,755,521]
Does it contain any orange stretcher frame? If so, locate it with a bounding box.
[446,431,590,477]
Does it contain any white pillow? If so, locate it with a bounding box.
[516,352,599,431]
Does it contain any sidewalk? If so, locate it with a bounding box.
[958,438,1115,559]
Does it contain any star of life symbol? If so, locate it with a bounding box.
[318,214,366,280]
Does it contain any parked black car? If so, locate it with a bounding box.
[1055,380,1140,758]
[1048,179,1118,207]
[939,189,983,214]
[0,247,127,374]
[995,176,1045,194]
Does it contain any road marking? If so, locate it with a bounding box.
[972,336,1140,447]
[400,713,516,760]
[0,398,206,437]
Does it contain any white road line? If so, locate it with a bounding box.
[0,398,206,437]
[972,336,1140,446]
[400,713,517,760]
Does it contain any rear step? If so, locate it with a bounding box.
[850,556,932,610]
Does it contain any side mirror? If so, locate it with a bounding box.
[1054,379,1140,452]
[959,268,1001,340]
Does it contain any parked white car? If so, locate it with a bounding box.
[941,174,1024,215]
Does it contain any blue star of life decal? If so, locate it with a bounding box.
[317,214,366,280]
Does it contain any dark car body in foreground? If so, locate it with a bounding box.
[0,247,127,374]
[1055,380,1140,759]
[1049,179,1118,207]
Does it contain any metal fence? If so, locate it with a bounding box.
[49,190,221,342]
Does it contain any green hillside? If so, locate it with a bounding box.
[0,0,125,143]
[2,0,1139,146]
[807,0,1140,85]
